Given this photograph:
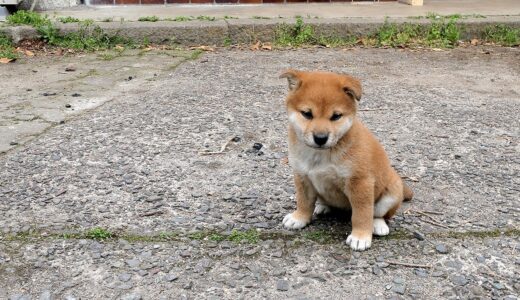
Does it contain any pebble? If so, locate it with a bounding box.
[9,295,30,300]
[372,266,383,276]
[435,244,449,254]
[413,231,425,241]
[492,282,504,290]
[164,274,179,282]
[118,273,132,282]
[183,281,193,290]
[392,284,406,295]
[121,293,142,300]
[276,279,289,291]
[65,64,76,72]
[39,290,52,300]
[450,274,468,286]
[126,259,140,268]
[414,269,428,278]
[393,277,405,284]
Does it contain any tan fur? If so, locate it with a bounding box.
[280,69,413,251]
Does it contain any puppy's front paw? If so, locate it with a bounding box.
[282,213,309,229]
[346,234,372,251]
[373,218,390,236]
[313,202,331,215]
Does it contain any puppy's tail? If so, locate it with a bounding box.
[403,183,414,202]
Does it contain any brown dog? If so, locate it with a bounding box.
[280,70,413,251]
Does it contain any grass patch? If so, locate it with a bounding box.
[223,15,238,20]
[138,16,159,22]
[58,16,80,23]
[169,16,194,22]
[196,15,216,21]
[227,229,260,244]
[302,230,335,243]
[275,16,316,47]
[0,34,18,60]
[484,24,519,46]
[6,10,49,27]
[84,227,113,240]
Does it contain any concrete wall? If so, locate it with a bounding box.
[18,0,80,11]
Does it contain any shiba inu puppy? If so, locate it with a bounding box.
[280,70,413,251]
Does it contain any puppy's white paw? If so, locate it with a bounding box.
[373,218,390,236]
[346,234,372,251]
[282,213,309,230]
[313,202,331,215]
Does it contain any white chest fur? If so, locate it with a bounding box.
[289,143,351,203]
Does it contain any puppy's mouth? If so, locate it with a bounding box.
[305,143,331,150]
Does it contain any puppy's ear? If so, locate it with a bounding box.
[280,69,302,91]
[342,75,362,101]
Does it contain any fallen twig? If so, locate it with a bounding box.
[401,175,420,182]
[386,260,432,269]
[359,108,389,112]
[199,137,234,155]
[418,217,450,229]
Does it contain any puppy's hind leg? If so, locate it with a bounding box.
[313,198,331,216]
[373,180,404,236]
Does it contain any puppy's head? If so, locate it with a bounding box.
[280,69,362,149]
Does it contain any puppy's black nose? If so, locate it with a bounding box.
[313,134,329,146]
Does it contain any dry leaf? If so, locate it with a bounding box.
[431,48,444,52]
[250,41,261,51]
[261,43,272,51]
[470,39,479,46]
[0,58,14,64]
[115,45,125,51]
[25,50,35,57]
[189,45,214,52]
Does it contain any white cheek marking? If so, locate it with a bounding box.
[374,195,399,217]
[327,117,353,147]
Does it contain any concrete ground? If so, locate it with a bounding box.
[48,0,520,21]
[0,46,519,299]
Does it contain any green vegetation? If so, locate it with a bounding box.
[227,229,260,244]
[0,34,18,60]
[196,15,216,21]
[302,230,335,243]
[58,16,80,23]
[84,227,113,240]
[484,24,519,46]
[6,10,49,27]
[138,16,159,22]
[275,16,465,48]
[223,15,238,20]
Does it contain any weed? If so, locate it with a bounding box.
[223,15,238,20]
[85,227,113,240]
[484,24,519,46]
[189,49,203,60]
[0,34,18,60]
[252,16,270,20]
[138,16,159,22]
[6,11,49,27]
[196,15,216,21]
[208,233,226,242]
[101,17,113,22]
[223,36,232,47]
[227,229,260,244]
[188,232,205,240]
[58,16,80,23]
[275,16,316,46]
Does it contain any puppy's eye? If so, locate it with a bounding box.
[330,113,343,121]
[301,111,313,120]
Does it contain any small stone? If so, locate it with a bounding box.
[476,255,486,263]
[252,143,263,151]
[492,282,504,290]
[42,92,57,96]
[450,274,468,286]
[392,284,406,295]
[298,265,308,273]
[413,231,425,241]
[126,259,140,268]
[183,281,193,290]
[276,279,289,291]
[435,244,449,254]
[431,271,444,277]
[65,104,72,108]
[39,290,53,300]
[121,293,142,300]
[65,64,76,72]
[9,141,18,146]
[71,93,81,97]
[164,274,178,282]
[9,295,30,300]
[372,266,383,276]
[414,269,428,278]
[119,273,132,282]
[393,277,405,284]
